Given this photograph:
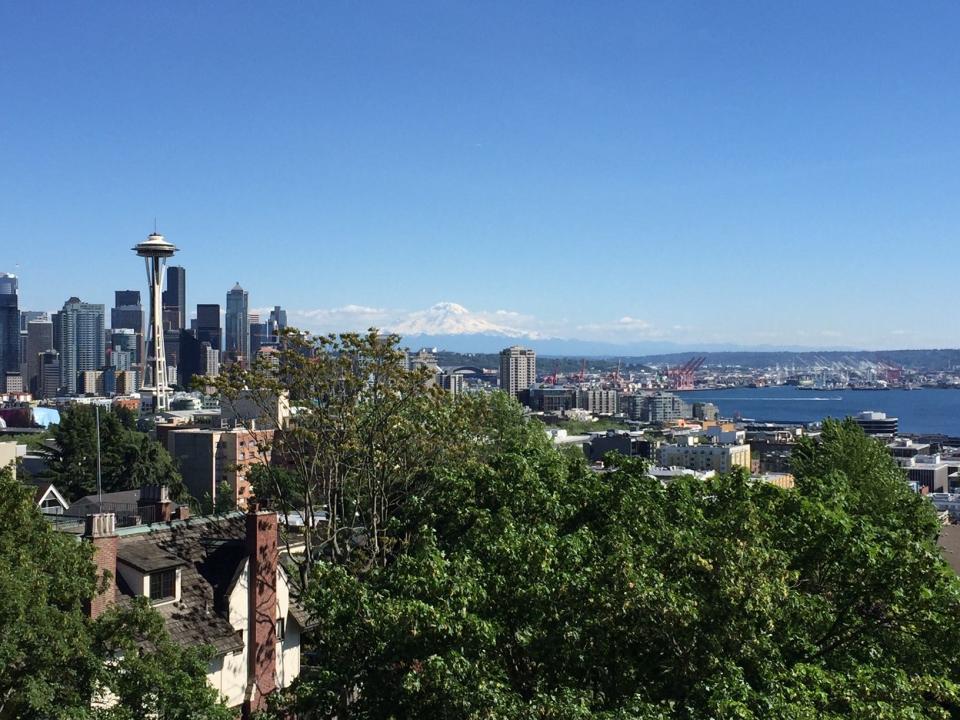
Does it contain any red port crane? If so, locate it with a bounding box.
[666,356,705,390]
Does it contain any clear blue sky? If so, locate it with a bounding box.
[1,2,958,350]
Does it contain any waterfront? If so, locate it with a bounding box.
[682,386,960,437]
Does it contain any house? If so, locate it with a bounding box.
[82,504,313,716]
[33,480,70,515]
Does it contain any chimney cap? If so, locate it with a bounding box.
[84,513,117,538]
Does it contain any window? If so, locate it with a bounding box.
[150,569,176,602]
[276,617,286,641]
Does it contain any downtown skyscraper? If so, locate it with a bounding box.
[0,273,18,391]
[55,297,105,395]
[225,282,249,364]
[162,265,186,331]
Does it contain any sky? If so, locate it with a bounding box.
[1,2,958,351]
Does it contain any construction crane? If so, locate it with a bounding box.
[576,359,586,384]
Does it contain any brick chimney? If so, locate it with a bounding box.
[138,484,172,523]
[243,507,278,718]
[83,513,118,619]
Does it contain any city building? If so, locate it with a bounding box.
[576,389,619,415]
[201,342,220,378]
[692,402,719,422]
[164,426,273,508]
[54,297,105,396]
[622,391,690,423]
[24,318,53,395]
[0,273,19,391]
[657,443,752,473]
[408,348,438,372]
[79,370,105,395]
[437,371,464,395]
[525,386,577,412]
[225,283,249,364]
[903,454,951,493]
[38,350,61,399]
[269,305,287,340]
[249,314,271,357]
[111,290,144,366]
[853,411,898,436]
[162,265,186,331]
[196,303,222,351]
[499,345,536,399]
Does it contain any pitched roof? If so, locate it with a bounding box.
[115,514,248,656]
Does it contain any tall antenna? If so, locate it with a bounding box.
[95,403,102,508]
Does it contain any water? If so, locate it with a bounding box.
[681,386,960,437]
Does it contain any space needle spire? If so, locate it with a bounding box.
[133,230,178,414]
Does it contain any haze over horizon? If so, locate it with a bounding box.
[2,2,958,350]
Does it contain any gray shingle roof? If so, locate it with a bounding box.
[115,514,248,656]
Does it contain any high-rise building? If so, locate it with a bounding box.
[249,314,271,357]
[19,310,47,332]
[201,342,220,378]
[38,350,61,399]
[25,319,54,395]
[499,345,537,399]
[54,297,105,395]
[196,304,222,350]
[225,283,249,364]
[162,265,186,331]
[269,305,287,340]
[111,290,144,366]
[0,273,19,390]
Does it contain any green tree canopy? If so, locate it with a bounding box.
[40,405,184,501]
[271,407,960,719]
[0,466,231,720]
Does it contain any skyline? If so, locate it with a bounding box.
[2,3,959,350]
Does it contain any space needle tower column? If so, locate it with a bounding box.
[133,231,177,414]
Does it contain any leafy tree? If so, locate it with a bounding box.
[0,466,231,719]
[267,407,960,719]
[41,405,184,500]
[205,329,474,591]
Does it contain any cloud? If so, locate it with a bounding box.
[575,316,665,340]
[291,305,396,332]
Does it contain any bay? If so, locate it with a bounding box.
[681,386,960,437]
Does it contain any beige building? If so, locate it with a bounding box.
[165,426,273,508]
[657,443,751,473]
[499,345,536,399]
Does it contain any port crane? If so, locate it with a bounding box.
[666,356,705,390]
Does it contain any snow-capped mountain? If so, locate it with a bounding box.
[389,302,544,339]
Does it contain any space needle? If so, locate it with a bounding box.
[133,231,177,414]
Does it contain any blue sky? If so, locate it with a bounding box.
[1,2,958,350]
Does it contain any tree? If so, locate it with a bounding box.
[41,405,184,500]
[266,407,960,719]
[205,329,474,591]
[0,466,231,719]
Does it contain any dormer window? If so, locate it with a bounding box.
[150,569,177,603]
